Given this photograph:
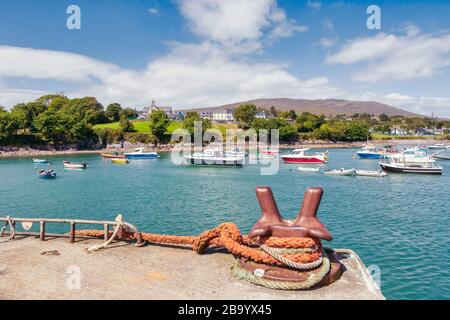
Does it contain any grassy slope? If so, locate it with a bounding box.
[93,121,234,134]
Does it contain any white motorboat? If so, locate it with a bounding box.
[297,167,320,173]
[355,169,387,177]
[225,147,247,158]
[124,148,159,159]
[388,148,435,165]
[380,162,443,175]
[428,144,446,150]
[63,161,88,170]
[324,168,356,176]
[183,149,244,167]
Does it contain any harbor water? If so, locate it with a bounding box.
[0,148,449,299]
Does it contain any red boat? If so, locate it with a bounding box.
[280,148,328,164]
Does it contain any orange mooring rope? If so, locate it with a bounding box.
[76,222,322,267]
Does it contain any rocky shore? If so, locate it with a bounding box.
[0,139,447,158]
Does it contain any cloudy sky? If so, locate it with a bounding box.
[0,0,450,116]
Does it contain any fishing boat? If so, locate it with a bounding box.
[324,168,356,176]
[38,169,57,179]
[63,161,88,170]
[297,167,320,173]
[280,148,328,164]
[379,162,443,175]
[101,152,126,159]
[355,169,388,177]
[111,158,130,164]
[356,144,397,159]
[428,143,446,150]
[124,148,159,159]
[388,148,434,165]
[33,158,49,164]
[183,149,244,167]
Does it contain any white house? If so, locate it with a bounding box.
[255,111,268,119]
[213,110,234,123]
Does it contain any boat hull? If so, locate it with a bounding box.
[125,154,159,159]
[184,157,243,167]
[356,152,387,159]
[101,153,126,159]
[380,163,443,175]
[280,156,326,164]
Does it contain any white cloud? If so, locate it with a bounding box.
[325,26,450,83]
[147,8,159,15]
[307,1,322,10]
[0,44,344,109]
[361,92,450,118]
[178,0,307,52]
[318,38,335,48]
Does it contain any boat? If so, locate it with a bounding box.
[430,149,450,160]
[33,158,49,164]
[225,147,247,158]
[38,169,57,179]
[324,168,356,176]
[101,152,126,159]
[355,169,388,177]
[111,158,130,164]
[124,148,159,159]
[297,167,320,173]
[380,162,443,175]
[356,144,397,159]
[280,148,328,164]
[428,143,446,150]
[388,148,435,165]
[261,149,279,155]
[63,161,88,169]
[183,149,244,167]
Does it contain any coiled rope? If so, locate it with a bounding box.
[76,221,330,290]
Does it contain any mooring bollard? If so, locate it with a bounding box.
[232,186,343,289]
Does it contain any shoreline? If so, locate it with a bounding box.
[0,139,448,158]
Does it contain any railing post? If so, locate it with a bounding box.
[104,224,109,241]
[69,222,76,243]
[40,221,45,241]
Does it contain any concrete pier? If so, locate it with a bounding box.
[0,236,384,300]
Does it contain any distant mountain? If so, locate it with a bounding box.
[182,98,422,117]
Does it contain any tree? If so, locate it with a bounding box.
[288,110,297,121]
[148,110,171,144]
[270,106,278,117]
[234,104,257,128]
[119,114,135,133]
[0,110,18,138]
[106,103,122,122]
[183,112,212,136]
[379,113,390,122]
[120,107,138,119]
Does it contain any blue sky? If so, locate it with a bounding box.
[1,0,450,116]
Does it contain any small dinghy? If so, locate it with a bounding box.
[297,167,320,173]
[111,158,129,164]
[355,169,387,177]
[63,161,88,170]
[33,158,49,164]
[38,169,56,179]
[324,168,356,176]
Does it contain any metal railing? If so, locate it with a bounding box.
[0,216,144,246]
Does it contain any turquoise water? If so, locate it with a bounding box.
[0,149,449,300]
